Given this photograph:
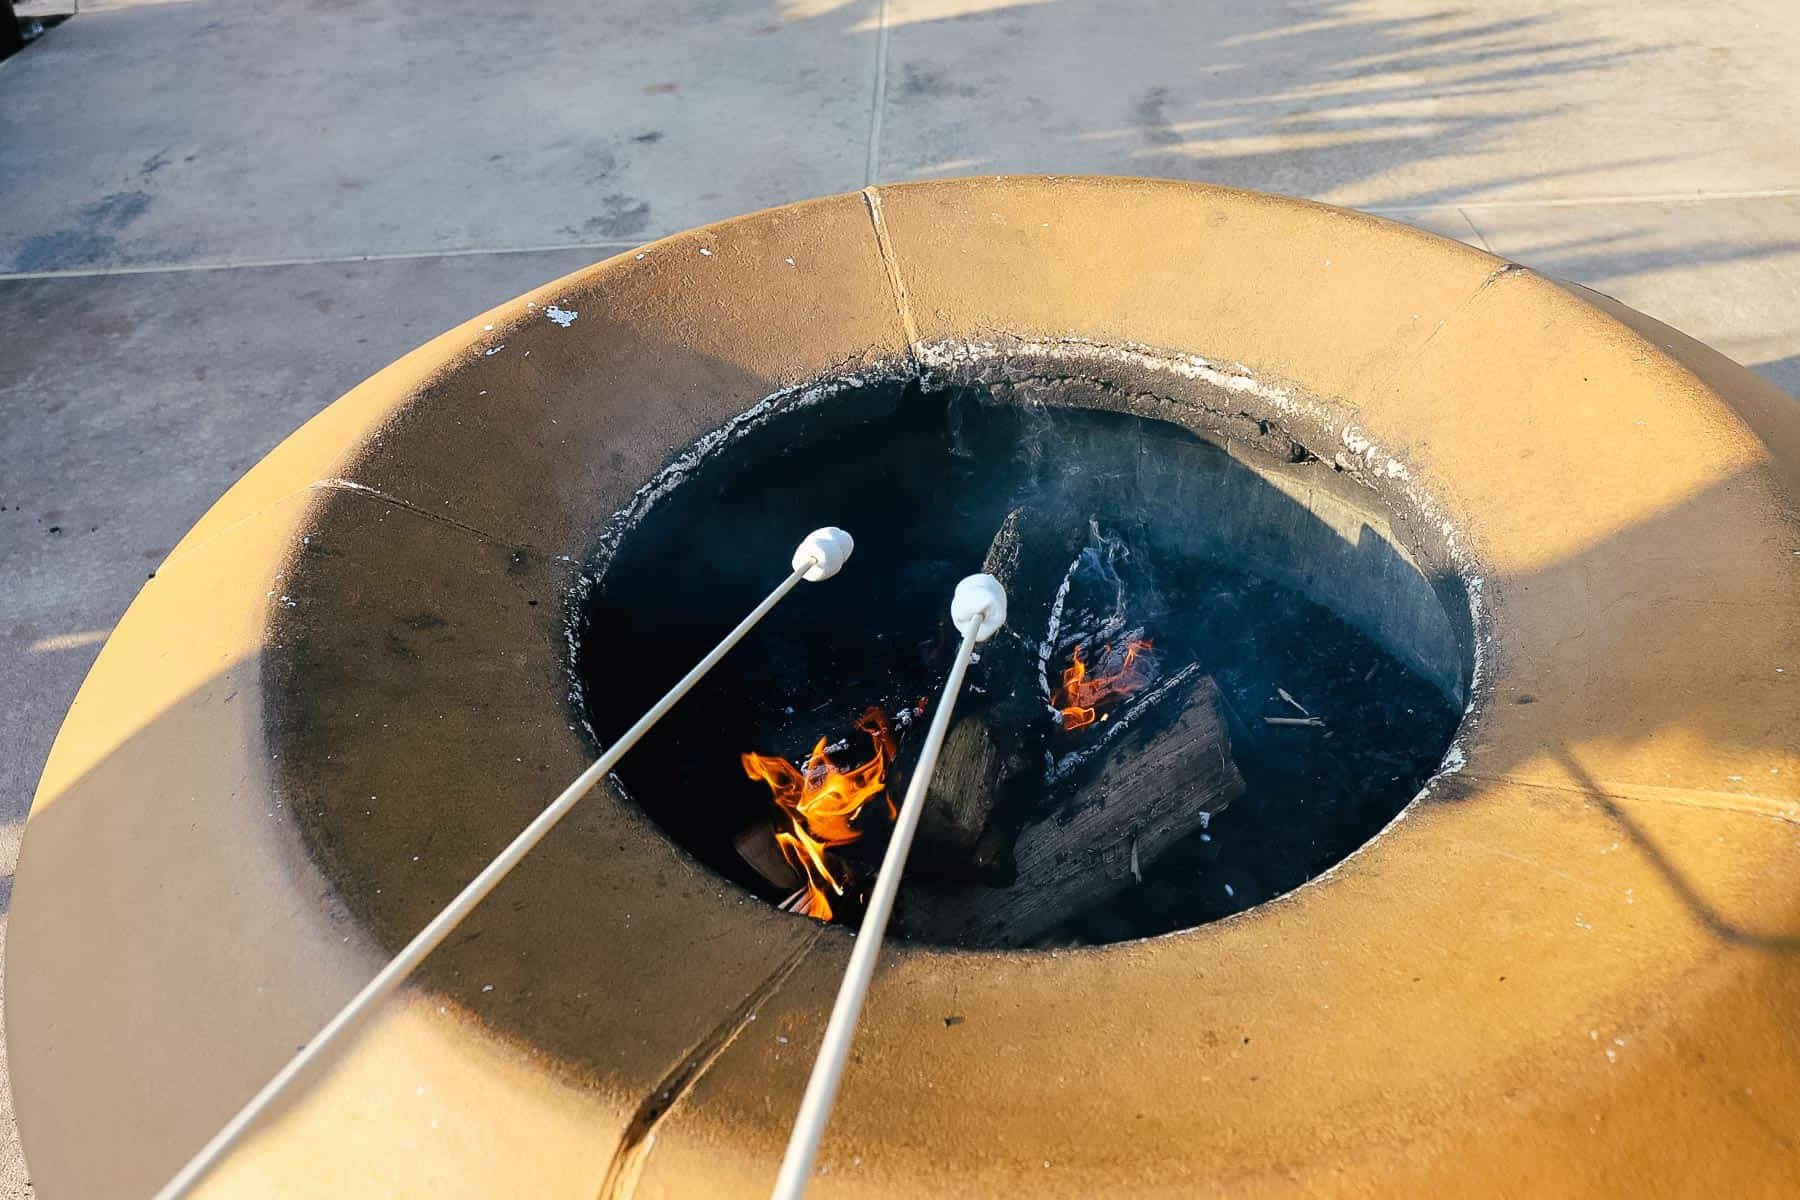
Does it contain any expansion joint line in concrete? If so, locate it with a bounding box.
[0,240,651,282]
[1369,186,1800,215]
[7,190,1799,282]
[863,0,893,187]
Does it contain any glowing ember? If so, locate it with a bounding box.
[742,708,896,921]
[1054,640,1155,731]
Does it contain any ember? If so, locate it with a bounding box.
[742,708,897,920]
[1053,640,1155,730]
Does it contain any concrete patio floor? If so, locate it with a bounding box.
[2,1,1796,1194]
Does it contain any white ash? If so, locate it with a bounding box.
[1038,522,1141,714]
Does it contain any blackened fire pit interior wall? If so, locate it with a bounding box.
[12,177,1800,1200]
[577,346,1475,948]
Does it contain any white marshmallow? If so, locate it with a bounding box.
[793,527,855,581]
[951,573,1007,642]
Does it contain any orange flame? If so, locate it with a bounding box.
[1054,640,1154,731]
[742,708,896,921]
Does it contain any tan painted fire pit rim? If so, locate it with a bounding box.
[10,176,1797,1199]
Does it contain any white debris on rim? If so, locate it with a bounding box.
[918,336,1488,786]
[544,305,578,328]
[916,335,1308,421]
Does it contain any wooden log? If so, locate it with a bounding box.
[912,506,1067,879]
[911,712,1013,876]
[897,674,1245,946]
[734,820,802,891]
[979,504,1024,585]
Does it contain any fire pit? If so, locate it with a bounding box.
[581,363,1467,947]
[10,178,1798,1198]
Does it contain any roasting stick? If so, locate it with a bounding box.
[772,573,1008,1200]
[153,528,857,1200]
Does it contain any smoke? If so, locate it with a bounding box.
[1038,519,1167,709]
[944,386,977,460]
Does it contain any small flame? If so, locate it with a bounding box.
[742,708,896,921]
[1054,640,1154,731]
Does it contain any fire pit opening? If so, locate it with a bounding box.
[576,352,1472,949]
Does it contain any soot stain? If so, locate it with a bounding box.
[567,194,652,239]
[1132,87,1183,148]
[12,190,155,272]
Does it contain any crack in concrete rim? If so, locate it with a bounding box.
[596,929,823,1200]
[310,478,552,559]
[152,478,552,581]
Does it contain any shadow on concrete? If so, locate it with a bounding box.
[1755,354,1800,400]
[1555,748,1800,954]
[801,0,1800,388]
[1494,227,1800,293]
[794,0,1669,207]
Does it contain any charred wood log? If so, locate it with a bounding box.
[912,506,1076,879]
[733,820,803,891]
[897,674,1245,946]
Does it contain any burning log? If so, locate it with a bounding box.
[911,714,1014,876]
[736,709,898,921]
[912,507,1071,879]
[1051,636,1155,733]
[734,822,802,892]
[896,674,1245,947]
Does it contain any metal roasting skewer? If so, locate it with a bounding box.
[771,573,1008,1200]
[153,527,857,1200]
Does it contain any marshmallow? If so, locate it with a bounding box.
[950,573,1007,642]
[792,527,855,581]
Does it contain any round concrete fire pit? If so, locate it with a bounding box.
[10,177,1799,1197]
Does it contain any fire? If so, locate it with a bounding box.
[742,708,896,921]
[1054,640,1154,731]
